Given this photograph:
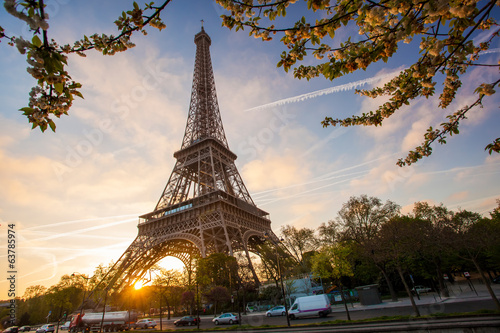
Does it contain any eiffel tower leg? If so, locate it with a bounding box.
[198,215,206,257]
[243,240,260,286]
[221,213,234,256]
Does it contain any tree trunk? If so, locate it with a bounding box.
[471,256,500,310]
[166,298,171,320]
[159,295,162,331]
[376,263,398,301]
[396,265,420,317]
[434,258,449,297]
[339,283,351,321]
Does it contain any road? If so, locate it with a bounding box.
[153,297,499,330]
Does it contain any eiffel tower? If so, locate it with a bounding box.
[101,27,276,291]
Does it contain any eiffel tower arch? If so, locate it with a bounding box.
[102,27,277,291]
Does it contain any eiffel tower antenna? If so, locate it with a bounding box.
[99,28,278,292]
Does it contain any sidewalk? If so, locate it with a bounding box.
[330,281,500,313]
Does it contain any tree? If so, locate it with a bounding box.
[317,219,340,247]
[378,215,431,317]
[451,209,500,310]
[44,275,84,324]
[196,253,239,290]
[2,1,498,164]
[311,242,355,320]
[219,0,500,165]
[490,199,500,221]
[19,285,48,324]
[151,268,183,320]
[181,291,195,314]
[337,195,400,301]
[486,200,500,272]
[411,201,456,297]
[280,224,318,273]
[259,285,282,305]
[204,286,231,315]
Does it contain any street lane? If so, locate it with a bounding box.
[152,298,499,330]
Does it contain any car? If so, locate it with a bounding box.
[19,327,30,332]
[60,321,71,330]
[492,275,500,284]
[133,319,156,329]
[36,325,55,333]
[173,316,199,327]
[412,285,432,294]
[3,327,18,333]
[266,305,286,317]
[212,313,238,325]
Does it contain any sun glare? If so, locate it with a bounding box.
[157,256,185,271]
[134,280,143,290]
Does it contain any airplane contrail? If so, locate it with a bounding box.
[245,46,500,114]
[245,70,404,112]
[25,213,140,230]
[478,48,500,55]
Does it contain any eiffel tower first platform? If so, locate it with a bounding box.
[103,27,276,291]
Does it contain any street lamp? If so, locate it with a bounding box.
[263,232,290,327]
[72,273,90,320]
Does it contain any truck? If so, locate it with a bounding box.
[69,311,137,333]
[288,294,331,319]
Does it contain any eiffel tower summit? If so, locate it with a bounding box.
[103,27,276,290]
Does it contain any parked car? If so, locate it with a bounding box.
[266,305,286,317]
[19,327,30,332]
[173,316,199,327]
[212,313,239,325]
[36,325,55,333]
[60,321,71,330]
[492,275,500,284]
[412,285,432,294]
[133,319,156,329]
[2,327,18,333]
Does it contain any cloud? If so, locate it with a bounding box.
[243,154,311,192]
[447,191,469,202]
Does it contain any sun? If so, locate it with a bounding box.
[134,280,144,290]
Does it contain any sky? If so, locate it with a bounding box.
[0,1,499,299]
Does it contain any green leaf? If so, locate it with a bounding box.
[48,119,56,132]
[19,107,34,115]
[54,82,64,93]
[73,90,84,99]
[32,35,42,48]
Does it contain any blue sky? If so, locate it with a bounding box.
[0,1,499,297]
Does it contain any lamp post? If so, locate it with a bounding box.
[72,273,90,320]
[100,288,109,333]
[264,232,290,327]
[196,281,200,330]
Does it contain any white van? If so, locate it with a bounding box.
[288,294,331,319]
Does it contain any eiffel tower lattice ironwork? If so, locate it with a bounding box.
[102,27,277,291]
